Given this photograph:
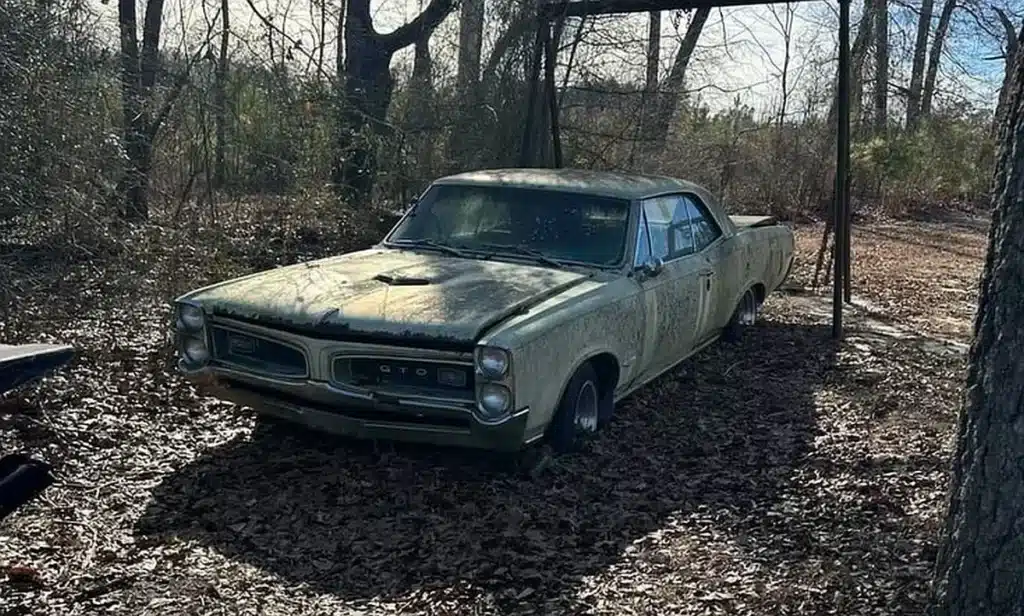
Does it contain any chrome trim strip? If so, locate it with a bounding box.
[181,363,527,428]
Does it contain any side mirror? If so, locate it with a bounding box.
[637,257,664,278]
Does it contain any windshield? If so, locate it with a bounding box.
[387,184,632,267]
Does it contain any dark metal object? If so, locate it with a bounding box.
[0,343,75,521]
[833,0,851,338]
[0,454,55,521]
[527,0,853,339]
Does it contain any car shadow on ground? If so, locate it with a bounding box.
[135,320,836,611]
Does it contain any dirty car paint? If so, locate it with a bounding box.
[180,248,590,344]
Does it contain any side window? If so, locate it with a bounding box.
[683,195,723,251]
[641,195,694,261]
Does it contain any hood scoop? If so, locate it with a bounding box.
[374,273,431,286]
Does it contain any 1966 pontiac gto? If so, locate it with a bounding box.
[173,169,794,460]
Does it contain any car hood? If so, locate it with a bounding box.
[184,248,590,345]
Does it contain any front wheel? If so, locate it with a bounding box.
[547,362,605,454]
[723,288,758,343]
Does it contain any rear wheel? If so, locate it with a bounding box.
[723,289,758,343]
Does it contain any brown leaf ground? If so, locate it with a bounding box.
[0,204,989,615]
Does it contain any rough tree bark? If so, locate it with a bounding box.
[920,0,956,120]
[652,7,710,144]
[213,0,229,190]
[117,0,165,221]
[929,26,1024,616]
[848,0,874,135]
[873,0,888,132]
[448,0,485,170]
[906,0,934,130]
[332,0,454,203]
[645,11,661,94]
[992,9,1021,139]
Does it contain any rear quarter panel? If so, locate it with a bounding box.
[481,277,644,441]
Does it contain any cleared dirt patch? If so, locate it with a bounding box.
[0,210,987,615]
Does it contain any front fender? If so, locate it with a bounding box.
[510,301,641,438]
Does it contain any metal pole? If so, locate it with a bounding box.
[842,119,852,303]
[832,0,850,340]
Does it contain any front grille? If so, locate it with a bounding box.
[210,326,308,378]
[333,356,475,400]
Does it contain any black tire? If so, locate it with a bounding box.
[547,362,603,454]
[722,288,758,343]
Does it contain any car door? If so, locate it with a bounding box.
[632,195,704,381]
[681,194,732,339]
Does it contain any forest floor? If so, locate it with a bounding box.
[0,201,989,616]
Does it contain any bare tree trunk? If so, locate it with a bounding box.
[906,0,934,130]
[920,0,956,120]
[992,9,1020,140]
[117,0,166,221]
[645,11,660,94]
[448,0,484,170]
[849,0,874,136]
[929,30,1024,616]
[652,7,710,143]
[332,0,454,203]
[873,0,888,133]
[213,0,229,190]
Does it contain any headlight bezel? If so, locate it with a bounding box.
[473,345,514,423]
[475,383,512,423]
[182,335,210,363]
[175,300,211,368]
[475,346,510,379]
[177,301,206,332]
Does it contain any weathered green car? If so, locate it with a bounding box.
[173,169,794,457]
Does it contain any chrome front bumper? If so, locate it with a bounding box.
[180,362,532,451]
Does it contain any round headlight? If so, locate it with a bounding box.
[477,347,509,378]
[179,304,205,330]
[183,336,210,364]
[477,383,511,420]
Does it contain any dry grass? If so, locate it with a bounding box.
[0,203,988,615]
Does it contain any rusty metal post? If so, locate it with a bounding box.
[832,0,850,339]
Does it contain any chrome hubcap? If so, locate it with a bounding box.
[574,380,599,433]
[738,292,757,326]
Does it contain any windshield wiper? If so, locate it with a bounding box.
[390,239,467,258]
[475,243,568,269]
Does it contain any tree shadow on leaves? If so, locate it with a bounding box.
[135,319,835,611]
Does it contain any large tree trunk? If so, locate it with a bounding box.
[448,0,485,170]
[645,11,660,94]
[906,0,934,130]
[992,9,1021,139]
[213,0,229,190]
[929,27,1024,616]
[873,0,888,132]
[332,0,454,203]
[652,7,710,144]
[117,0,166,221]
[849,0,874,136]
[920,0,956,120]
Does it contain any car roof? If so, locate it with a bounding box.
[431,168,708,201]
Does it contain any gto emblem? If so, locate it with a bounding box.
[378,364,430,377]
